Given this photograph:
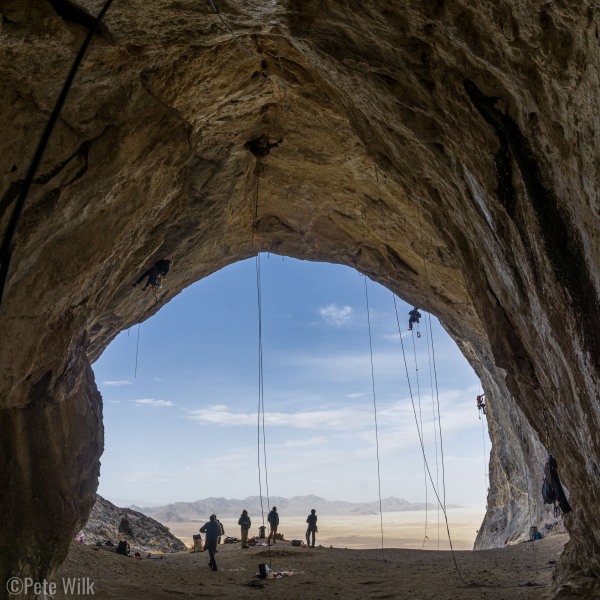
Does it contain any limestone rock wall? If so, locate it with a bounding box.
[453,335,563,550]
[0,1,599,597]
[0,358,102,589]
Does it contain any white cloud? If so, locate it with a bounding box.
[108,400,121,404]
[187,404,371,430]
[318,304,353,326]
[102,380,132,386]
[132,398,174,407]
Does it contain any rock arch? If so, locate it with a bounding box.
[0,1,599,596]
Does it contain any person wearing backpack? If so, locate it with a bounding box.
[238,510,251,549]
[200,514,224,571]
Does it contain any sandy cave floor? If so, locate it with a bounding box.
[54,534,567,599]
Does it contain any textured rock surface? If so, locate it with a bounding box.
[0,1,599,597]
[473,370,566,550]
[82,495,187,553]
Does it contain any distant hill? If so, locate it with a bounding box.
[83,495,187,553]
[134,495,443,522]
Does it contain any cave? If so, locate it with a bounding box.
[0,1,599,597]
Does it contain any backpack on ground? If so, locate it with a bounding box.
[192,534,203,552]
[116,540,130,556]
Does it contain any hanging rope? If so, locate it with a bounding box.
[424,313,441,549]
[253,163,272,567]
[480,411,488,479]
[524,471,539,571]
[426,311,450,513]
[418,211,442,549]
[519,427,539,572]
[415,214,449,515]
[252,164,262,249]
[479,382,488,494]
[409,327,429,549]
[371,164,463,581]
[392,296,466,584]
[134,323,141,378]
[255,253,270,523]
[363,275,386,561]
[374,164,434,550]
[0,0,115,310]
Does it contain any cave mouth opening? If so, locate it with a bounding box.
[92,254,487,550]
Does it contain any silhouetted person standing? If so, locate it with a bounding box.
[238,509,251,549]
[267,507,279,544]
[200,514,223,571]
[306,509,318,548]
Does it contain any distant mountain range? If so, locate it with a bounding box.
[132,495,445,522]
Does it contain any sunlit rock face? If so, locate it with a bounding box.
[0,1,598,596]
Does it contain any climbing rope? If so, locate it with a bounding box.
[479,382,488,494]
[426,307,450,515]
[253,163,272,566]
[363,275,386,561]
[134,323,141,378]
[255,253,270,523]
[418,210,446,537]
[252,163,262,249]
[409,327,429,549]
[206,0,253,57]
[418,210,442,549]
[371,164,464,581]
[392,295,466,584]
[480,410,488,481]
[374,164,437,550]
[517,420,538,572]
[424,313,441,548]
[359,170,387,560]
[0,0,115,310]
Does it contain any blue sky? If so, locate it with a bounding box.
[93,256,489,508]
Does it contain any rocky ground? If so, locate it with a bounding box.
[81,495,186,554]
[54,534,567,599]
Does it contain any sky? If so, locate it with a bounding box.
[93,256,490,509]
